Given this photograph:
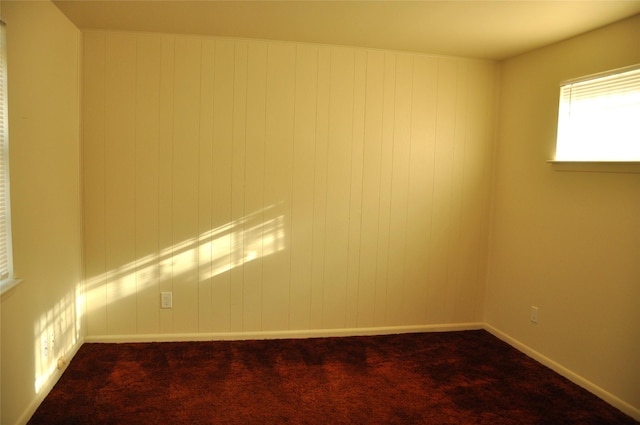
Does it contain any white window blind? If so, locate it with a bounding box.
[555,64,640,161]
[0,19,14,287]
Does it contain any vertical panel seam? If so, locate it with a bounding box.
[209,40,216,327]
[196,39,204,332]
[231,41,244,331]
[153,36,160,333]
[401,55,415,323]
[456,62,470,319]
[356,50,369,327]
[229,41,236,331]
[242,42,250,332]
[309,46,319,327]
[170,37,176,332]
[156,36,163,333]
[373,53,386,325]
[345,48,357,326]
[287,46,299,330]
[321,49,333,328]
[261,43,269,331]
[384,54,398,324]
[156,36,165,333]
[427,58,440,316]
[134,35,139,334]
[445,60,460,321]
[102,31,108,335]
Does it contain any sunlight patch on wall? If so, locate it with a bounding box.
[84,205,286,313]
[33,282,83,394]
[202,214,285,281]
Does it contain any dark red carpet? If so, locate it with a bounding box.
[28,330,637,424]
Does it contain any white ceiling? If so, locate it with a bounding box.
[52,0,640,60]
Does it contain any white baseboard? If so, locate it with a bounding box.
[84,322,484,343]
[484,324,640,422]
[15,336,85,425]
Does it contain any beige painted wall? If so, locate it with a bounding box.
[82,31,498,338]
[486,14,640,415]
[2,2,638,423]
[0,1,83,424]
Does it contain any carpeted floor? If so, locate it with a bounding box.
[28,330,638,424]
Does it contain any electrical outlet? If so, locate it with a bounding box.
[42,335,49,358]
[49,330,55,351]
[161,292,173,309]
[530,306,539,324]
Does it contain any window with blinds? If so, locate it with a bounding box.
[0,19,17,293]
[555,64,640,161]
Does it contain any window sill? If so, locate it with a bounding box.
[0,278,23,297]
[548,160,640,174]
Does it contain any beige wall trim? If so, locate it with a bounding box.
[484,324,640,421]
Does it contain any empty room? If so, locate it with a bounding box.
[1,0,639,423]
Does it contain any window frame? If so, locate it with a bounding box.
[0,19,20,295]
[550,63,640,171]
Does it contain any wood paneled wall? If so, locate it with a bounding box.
[82,31,498,337]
